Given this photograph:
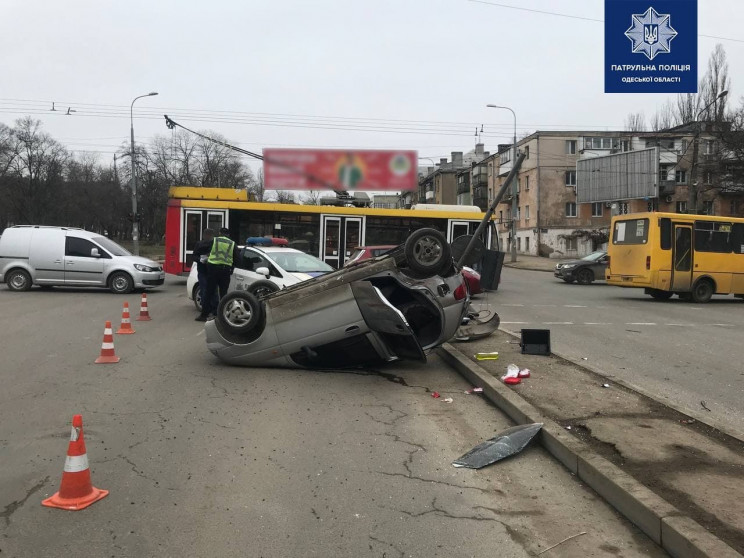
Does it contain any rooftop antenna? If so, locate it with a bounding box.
[50,102,57,112]
[66,107,76,115]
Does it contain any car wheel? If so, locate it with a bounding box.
[192,283,203,312]
[217,291,264,334]
[404,228,451,278]
[576,268,594,285]
[109,272,134,294]
[562,278,576,284]
[247,280,280,299]
[648,289,673,301]
[6,269,32,291]
[691,279,714,303]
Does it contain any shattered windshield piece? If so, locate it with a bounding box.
[452,423,543,469]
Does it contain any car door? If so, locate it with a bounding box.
[593,253,609,280]
[64,236,107,285]
[230,248,287,292]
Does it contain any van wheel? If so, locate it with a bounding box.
[404,228,451,278]
[192,283,203,312]
[247,280,280,299]
[691,279,714,303]
[6,269,32,291]
[109,272,134,294]
[217,292,264,334]
[576,268,594,285]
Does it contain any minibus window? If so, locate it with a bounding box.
[659,218,672,250]
[613,219,649,245]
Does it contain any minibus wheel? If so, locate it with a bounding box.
[691,279,714,303]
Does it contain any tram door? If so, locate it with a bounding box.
[184,210,226,268]
[321,215,364,268]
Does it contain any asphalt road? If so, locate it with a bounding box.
[0,279,665,557]
[490,267,744,438]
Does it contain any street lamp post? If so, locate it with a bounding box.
[487,104,517,262]
[688,90,727,215]
[130,91,158,256]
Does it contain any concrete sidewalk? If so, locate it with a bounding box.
[439,326,744,557]
[502,254,571,273]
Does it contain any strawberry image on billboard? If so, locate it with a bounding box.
[262,149,417,191]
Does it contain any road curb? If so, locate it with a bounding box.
[438,343,742,558]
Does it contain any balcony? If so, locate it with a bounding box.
[659,181,676,196]
[473,195,488,211]
[719,181,744,195]
[457,182,471,195]
[472,175,488,188]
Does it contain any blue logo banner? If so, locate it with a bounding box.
[605,0,697,93]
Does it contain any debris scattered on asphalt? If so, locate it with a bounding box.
[536,531,588,555]
[475,351,499,361]
[700,400,712,412]
[566,426,572,430]
[465,387,484,394]
[518,368,531,378]
[501,364,522,385]
[602,383,610,388]
[443,397,454,403]
[431,391,440,399]
[680,419,696,425]
[452,423,543,469]
[581,357,588,360]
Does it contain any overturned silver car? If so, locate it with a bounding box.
[204,229,471,368]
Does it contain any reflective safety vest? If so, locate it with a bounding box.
[207,236,235,266]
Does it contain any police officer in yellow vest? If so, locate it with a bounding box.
[196,227,237,321]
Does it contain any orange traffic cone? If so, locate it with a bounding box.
[95,321,120,364]
[116,302,135,334]
[42,414,109,511]
[135,293,151,321]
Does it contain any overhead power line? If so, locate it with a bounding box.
[467,0,744,43]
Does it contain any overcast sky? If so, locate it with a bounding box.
[1,0,742,178]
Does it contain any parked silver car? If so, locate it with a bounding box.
[204,229,471,368]
[0,225,164,293]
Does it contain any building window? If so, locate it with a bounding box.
[525,237,530,253]
[676,201,687,213]
[592,202,603,217]
[524,146,530,159]
[584,137,614,150]
[566,140,577,154]
[501,150,511,163]
[566,202,577,217]
[499,210,503,223]
[565,171,577,186]
[517,237,522,251]
[525,205,530,220]
[565,237,578,251]
[681,139,688,153]
[516,207,521,220]
[525,176,530,191]
[488,163,492,176]
[620,139,631,152]
[703,200,714,215]
[675,170,687,184]
[659,164,674,182]
[705,171,713,184]
[705,140,715,155]
[516,178,520,193]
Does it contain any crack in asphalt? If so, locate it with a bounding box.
[374,470,505,496]
[0,476,49,526]
[119,455,159,486]
[368,535,405,558]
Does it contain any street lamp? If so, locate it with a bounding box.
[688,90,727,214]
[487,104,518,262]
[130,91,158,256]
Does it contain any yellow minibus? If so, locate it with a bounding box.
[606,212,744,302]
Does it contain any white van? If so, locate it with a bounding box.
[0,226,165,293]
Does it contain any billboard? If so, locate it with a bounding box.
[577,148,659,203]
[262,149,417,191]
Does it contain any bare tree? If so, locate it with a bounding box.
[624,112,646,132]
[271,191,296,204]
[700,44,730,122]
[301,190,321,205]
[650,100,676,131]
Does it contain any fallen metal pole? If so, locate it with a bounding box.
[457,151,526,267]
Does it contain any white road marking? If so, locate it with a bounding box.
[534,304,557,307]
[666,323,694,327]
[582,322,612,325]
[502,304,524,307]
[563,305,587,308]
[544,322,574,325]
[502,321,529,324]
[196,330,205,336]
[708,324,735,327]
[626,322,657,325]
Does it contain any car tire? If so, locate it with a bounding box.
[192,283,202,312]
[247,280,280,298]
[6,269,32,291]
[576,268,594,285]
[404,228,451,278]
[562,278,576,284]
[109,272,134,294]
[217,291,264,335]
[648,289,673,301]
[691,279,714,303]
